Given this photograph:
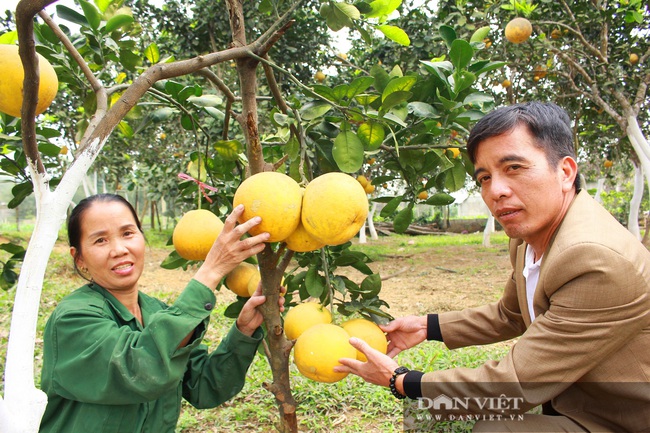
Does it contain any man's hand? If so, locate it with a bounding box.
[380,315,428,357]
[334,337,399,387]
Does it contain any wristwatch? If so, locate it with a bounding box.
[389,366,410,399]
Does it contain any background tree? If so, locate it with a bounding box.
[439,0,649,236]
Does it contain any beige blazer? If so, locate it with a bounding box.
[420,191,650,432]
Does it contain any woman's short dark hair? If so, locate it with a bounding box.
[67,194,143,278]
[466,102,580,191]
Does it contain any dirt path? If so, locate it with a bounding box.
[139,238,511,318]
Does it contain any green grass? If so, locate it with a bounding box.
[352,233,509,261]
[0,229,513,432]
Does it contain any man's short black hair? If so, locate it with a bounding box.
[467,102,579,191]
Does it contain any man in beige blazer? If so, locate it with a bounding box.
[336,102,650,432]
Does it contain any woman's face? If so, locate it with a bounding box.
[72,201,146,294]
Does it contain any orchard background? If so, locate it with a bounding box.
[0,0,647,431]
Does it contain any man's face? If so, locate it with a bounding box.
[473,125,576,255]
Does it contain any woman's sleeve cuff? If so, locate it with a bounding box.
[427,314,443,341]
[403,370,424,399]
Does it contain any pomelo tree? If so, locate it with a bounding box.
[443,0,649,237]
[0,0,503,431]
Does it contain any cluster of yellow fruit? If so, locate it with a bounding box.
[233,171,369,252]
[286,301,388,383]
[356,175,375,194]
[0,44,59,118]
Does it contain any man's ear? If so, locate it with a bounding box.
[560,156,578,192]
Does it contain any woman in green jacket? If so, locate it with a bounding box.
[40,194,276,432]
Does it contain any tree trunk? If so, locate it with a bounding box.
[628,162,643,239]
[368,202,378,240]
[1,146,105,432]
[482,213,494,247]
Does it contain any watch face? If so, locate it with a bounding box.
[395,366,409,375]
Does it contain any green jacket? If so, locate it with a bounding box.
[40,279,262,433]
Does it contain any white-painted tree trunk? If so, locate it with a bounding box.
[482,213,494,247]
[358,202,378,243]
[625,115,650,239]
[0,139,105,433]
[367,202,378,240]
[628,162,644,239]
[593,178,606,203]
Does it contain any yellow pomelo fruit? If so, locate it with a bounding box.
[505,17,532,44]
[233,172,303,242]
[284,301,332,340]
[301,173,369,246]
[225,262,258,297]
[284,222,325,253]
[294,323,356,383]
[341,318,388,362]
[247,271,262,296]
[173,209,224,261]
[0,44,59,118]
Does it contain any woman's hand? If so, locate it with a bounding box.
[194,205,269,289]
[380,315,428,357]
[236,283,286,337]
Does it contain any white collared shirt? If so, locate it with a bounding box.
[522,244,542,323]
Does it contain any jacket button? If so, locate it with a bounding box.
[204,303,213,311]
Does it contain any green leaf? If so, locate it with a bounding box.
[370,63,391,93]
[95,0,112,13]
[305,266,325,298]
[354,94,380,106]
[214,140,244,161]
[150,107,175,122]
[38,142,61,157]
[333,2,361,19]
[0,243,25,255]
[365,0,402,18]
[180,114,195,130]
[380,90,411,114]
[56,5,89,27]
[117,120,133,137]
[204,107,225,120]
[463,92,493,106]
[444,160,468,192]
[449,39,473,70]
[144,43,160,64]
[382,76,418,101]
[380,195,403,217]
[258,0,273,14]
[357,122,385,151]
[8,182,33,209]
[333,131,364,173]
[377,25,410,46]
[408,101,438,118]
[300,101,332,120]
[470,26,491,43]
[0,31,18,45]
[346,77,375,99]
[224,299,245,319]
[359,273,382,299]
[438,25,457,48]
[393,204,413,233]
[452,70,477,94]
[469,60,506,76]
[105,14,134,33]
[160,251,189,269]
[78,0,101,30]
[425,192,455,206]
[187,94,222,107]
